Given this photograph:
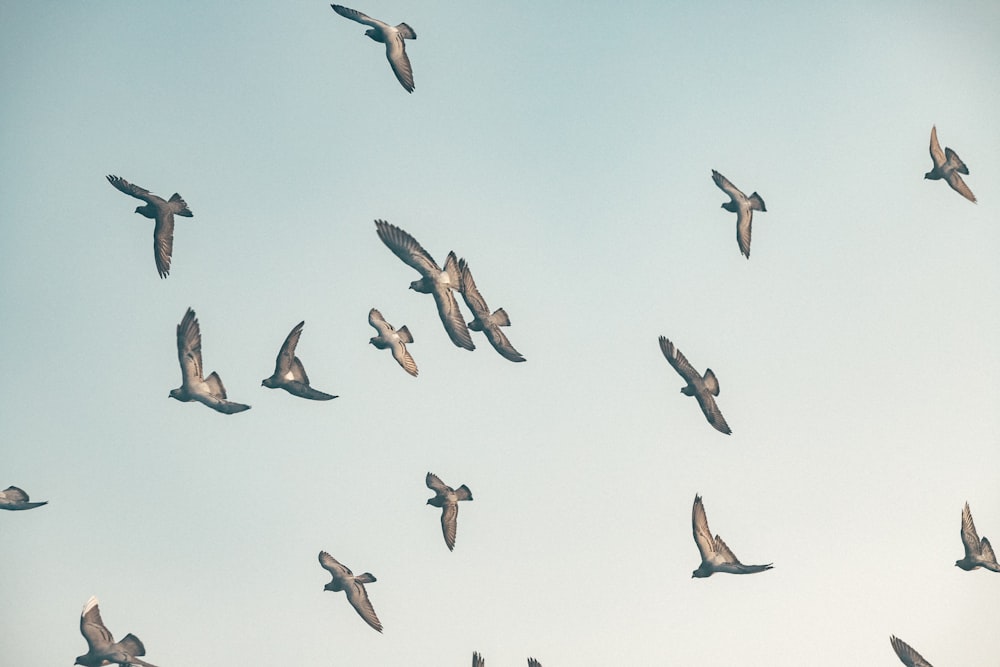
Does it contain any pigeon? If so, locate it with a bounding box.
[955,502,1000,572]
[318,551,383,633]
[368,308,418,376]
[74,596,158,667]
[925,125,976,203]
[0,485,48,510]
[890,635,934,667]
[457,258,526,362]
[472,652,485,667]
[106,175,193,278]
[711,170,765,259]
[425,472,473,551]
[169,308,251,414]
[374,220,475,351]
[330,4,416,93]
[691,494,772,577]
[261,321,338,400]
[658,336,731,435]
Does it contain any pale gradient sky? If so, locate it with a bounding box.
[1,2,998,666]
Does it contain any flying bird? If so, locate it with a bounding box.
[169,308,251,414]
[711,170,765,259]
[368,308,418,376]
[425,472,473,551]
[890,635,934,667]
[261,321,337,400]
[658,336,731,435]
[925,125,976,203]
[691,494,772,577]
[106,175,193,278]
[457,258,526,362]
[74,596,158,667]
[0,485,48,511]
[375,220,474,350]
[318,550,383,633]
[330,4,416,93]
[955,502,1000,572]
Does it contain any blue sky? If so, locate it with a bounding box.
[2,1,998,665]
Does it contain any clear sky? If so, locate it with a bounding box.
[2,1,998,665]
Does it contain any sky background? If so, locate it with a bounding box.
[1,1,998,665]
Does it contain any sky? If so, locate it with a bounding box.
[1,1,998,665]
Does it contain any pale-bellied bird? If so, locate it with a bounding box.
[711,170,765,259]
[925,125,976,203]
[658,336,731,435]
[169,308,251,414]
[0,485,47,510]
[426,472,473,551]
[261,321,337,400]
[368,308,418,376]
[318,550,383,633]
[75,596,158,667]
[955,501,1000,572]
[106,175,193,278]
[691,494,772,577]
[330,4,416,92]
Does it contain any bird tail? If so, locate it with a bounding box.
[455,484,473,501]
[169,193,194,217]
[205,371,228,399]
[118,633,146,656]
[396,23,416,39]
[491,308,511,327]
[397,325,413,343]
[356,572,377,584]
[749,192,766,212]
[703,369,721,396]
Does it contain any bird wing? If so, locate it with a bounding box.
[330,4,388,29]
[440,501,459,550]
[945,171,977,203]
[457,258,489,319]
[712,534,742,565]
[106,175,158,205]
[384,32,415,92]
[391,339,419,376]
[711,169,744,202]
[961,502,982,559]
[368,308,390,334]
[275,321,305,377]
[433,280,476,350]
[735,204,753,259]
[176,308,204,383]
[890,635,933,667]
[483,323,526,362]
[694,390,732,435]
[374,219,439,277]
[152,209,175,278]
[473,652,486,667]
[691,495,715,561]
[658,336,699,385]
[318,550,351,577]
[80,596,115,651]
[928,126,945,168]
[426,472,449,494]
[345,580,383,632]
[527,659,542,667]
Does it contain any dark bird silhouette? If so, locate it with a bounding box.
[658,336,731,435]
[425,472,473,551]
[261,321,337,400]
[691,494,772,577]
[74,596,158,667]
[106,175,192,278]
[318,551,383,632]
[925,125,976,203]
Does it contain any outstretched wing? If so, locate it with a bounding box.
[735,205,753,259]
[107,175,157,204]
[80,596,114,651]
[694,391,732,435]
[275,321,305,377]
[658,336,699,385]
[711,169,744,201]
[691,495,715,561]
[176,308,204,383]
[961,502,982,559]
[457,258,489,318]
[318,550,351,577]
[890,635,933,667]
[330,4,387,29]
[345,580,383,632]
[375,219,439,277]
[384,33,414,92]
[426,472,449,494]
[945,170,977,203]
[152,211,175,278]
[440,501,459,551]
[928,126,945,168]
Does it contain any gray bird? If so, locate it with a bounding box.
[261,321,337,400]
[472,652,485,667]
[330,4,416,92]
[0,485,47,511]
[368,308,418,376]
[925,125,976,203]
[425,472,473,551]
[75,596,158,667]
[457,258,526,362]
[711,170,765,259]
[106,175,193,278]
[658,336,731,435]
[691,494,772,577]
[890,635,934,667]
[169,308,251,414]
[318,551,383,633]
[955,502,1000,572]
[375,220,475,351]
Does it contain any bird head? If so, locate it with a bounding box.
[168,389,183,401]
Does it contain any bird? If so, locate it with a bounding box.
[261,321,338,400]
[106,175,193,278]
[691,494,772,577]
[374,220,475,350]
[955,502,1000,572]
[0,485,48,510]
[711,170,765,259]
[890,635,934,667]
[472,652,485,667]
[925,125,976,203]
[658,336,731,435]
[318,551,383,633]
[169,308,251,414]
[368,308,418,376]
[457,258,526,362]
[74,596,158,667]
[329,4,416,93]
[425,472,473,551]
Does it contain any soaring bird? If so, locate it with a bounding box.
[691,494,772,577]
[458,258,526,362]
[368,308,418,376]
[375,220,474,350]
[0,485,48,511]
[318,551,383,633]
[330,4,416,92]
[74,596,158,667]
[890,635,934,667]
[711,170,765,259]
[925,125,976,203]
[955,502,1000,572]
[169,308,251,414]
[425,472,473,551]
[261,321,337,400]
[658,336,731,435]
[106,175,193,278]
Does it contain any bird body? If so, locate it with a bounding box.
[107,175,192,278]
[261,321,337,400]
[0,485,47,510]
[330,4,416,92]
[75,596,158,667]
[169,308,251,414]
[318,551,383,632]
[955,502,1000,572]
[711,170,765,259]
[425,472,473,551]
[658,336,731,434]
[368,308,418,376]
[691,494,772,577]
[925,125,976,203]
